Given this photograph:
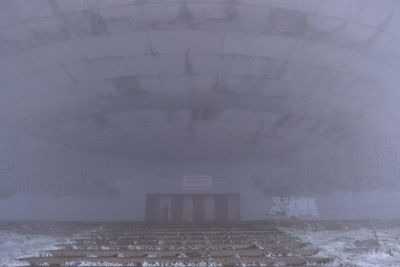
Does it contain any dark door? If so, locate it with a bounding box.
[171,195,183,222]
[215,194,229,222]
[145,194,240,222]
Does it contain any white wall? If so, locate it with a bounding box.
[316,191,400,220]
[0,130,270,221]
[3,152,400,221]
[2,126,400,221]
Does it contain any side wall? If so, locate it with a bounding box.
[0,160,268,221]
[1,126,400,221]
[316,191,400,220]
[0,124,269,221]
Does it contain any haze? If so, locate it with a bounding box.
[0,0,400,222]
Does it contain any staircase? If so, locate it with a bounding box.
[20,222,332,266]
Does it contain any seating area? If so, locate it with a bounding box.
[19,222,332,267]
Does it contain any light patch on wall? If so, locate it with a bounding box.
[267,196,319,219]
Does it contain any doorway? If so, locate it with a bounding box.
[145,193,240,222]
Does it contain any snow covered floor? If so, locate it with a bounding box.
[281,226,400,267]
[0,230,90,267]
[2,223,400,267]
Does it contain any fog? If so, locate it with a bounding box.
[0,0,400,222]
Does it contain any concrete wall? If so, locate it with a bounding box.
[3,156,400,221]
[316,191,400,220]
[0,126,269,220]
[0,159,269,221]
[1,126,400,221]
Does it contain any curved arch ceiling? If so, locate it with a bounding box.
[0,0,399,161]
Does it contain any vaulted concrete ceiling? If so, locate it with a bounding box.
[0,0,399,161]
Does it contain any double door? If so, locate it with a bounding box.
[145,193,240,222]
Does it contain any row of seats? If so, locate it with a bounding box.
[20,222,333,266]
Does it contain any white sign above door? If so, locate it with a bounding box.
[182,175,212,190]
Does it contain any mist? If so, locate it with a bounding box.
[3,1,400,266]
[0,0,399,222]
